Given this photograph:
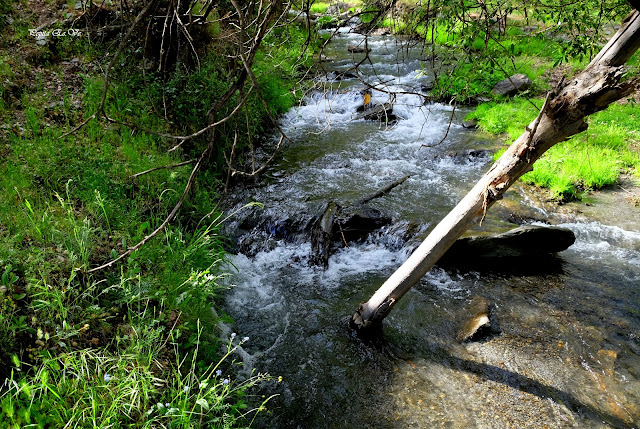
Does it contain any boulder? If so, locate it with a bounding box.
[338,206,392,242]
[325,2,350,15]
[310,202,392,267]
[347,45,371,54]
[353,103,396,123]
[439,225,576,268]
[309,177,408,267]
[462,119,478,129]
[491,73,532,96]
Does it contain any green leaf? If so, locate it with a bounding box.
[196,398,209,411]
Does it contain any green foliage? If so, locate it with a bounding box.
[466,99,539,136]
[0,330,273,428]
[0,4,314,422]
[309,1,330,14]
[0,0,11,29]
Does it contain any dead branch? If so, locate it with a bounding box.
[62,0,158,138]
[87,145,209,273]
[129,159,196,178]
[357,175,411,205]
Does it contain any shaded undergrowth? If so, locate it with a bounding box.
[0,1,312,426]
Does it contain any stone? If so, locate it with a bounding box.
[439,225,576,268]
[462,119,478,129]
[457,297,500,342]
[325,2,350,15]
[353,103,396,123]
[491,73,532,96]
[347,45,371,54]
[338,206,392,242]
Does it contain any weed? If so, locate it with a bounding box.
[0,327,273,428]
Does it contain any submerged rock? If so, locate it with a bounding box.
[491,73,532,96]
[457,297,500,342]
[347,45,371,54]
[437,149,491,164]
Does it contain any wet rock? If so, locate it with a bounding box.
[597,349,618,377]
[436,149,492,164]
[491,73,532,96]
[327,71,357,81]
[462,119,478,129]
[310,203,392,267]
[440,225,575,269]
[309,177,408,267]
[338,206,392,242]
[353,103,396,123]
[347,45,371,54]
[236,232,278,257]
[457,297,500,342]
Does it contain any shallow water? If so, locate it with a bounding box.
[222,27,640,428]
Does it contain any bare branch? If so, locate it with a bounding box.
[62,0,158,138]
[87,147,209,273]
[129,159,196,179]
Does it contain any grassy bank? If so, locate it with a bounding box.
[468,100,640,199]
[0,2,310,427]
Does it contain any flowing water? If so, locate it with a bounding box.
[221,27,640,428]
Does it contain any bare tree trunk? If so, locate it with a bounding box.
[351,9,640,331]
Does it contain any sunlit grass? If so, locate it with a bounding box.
[470,101,640,199]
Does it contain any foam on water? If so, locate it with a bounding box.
[554,222,640,271]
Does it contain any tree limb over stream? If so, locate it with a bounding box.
[351,8,640,332]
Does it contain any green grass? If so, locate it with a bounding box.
[1,331,273,428]
[309,1,330,14]
[0,3,319,425]
[469,101,640,199]
[0,65,266,422]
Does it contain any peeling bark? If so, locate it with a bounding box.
[351,9,640,331]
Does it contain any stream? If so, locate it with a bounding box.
[221,26,640,428]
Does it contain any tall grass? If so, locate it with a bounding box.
[1,326,273,428]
